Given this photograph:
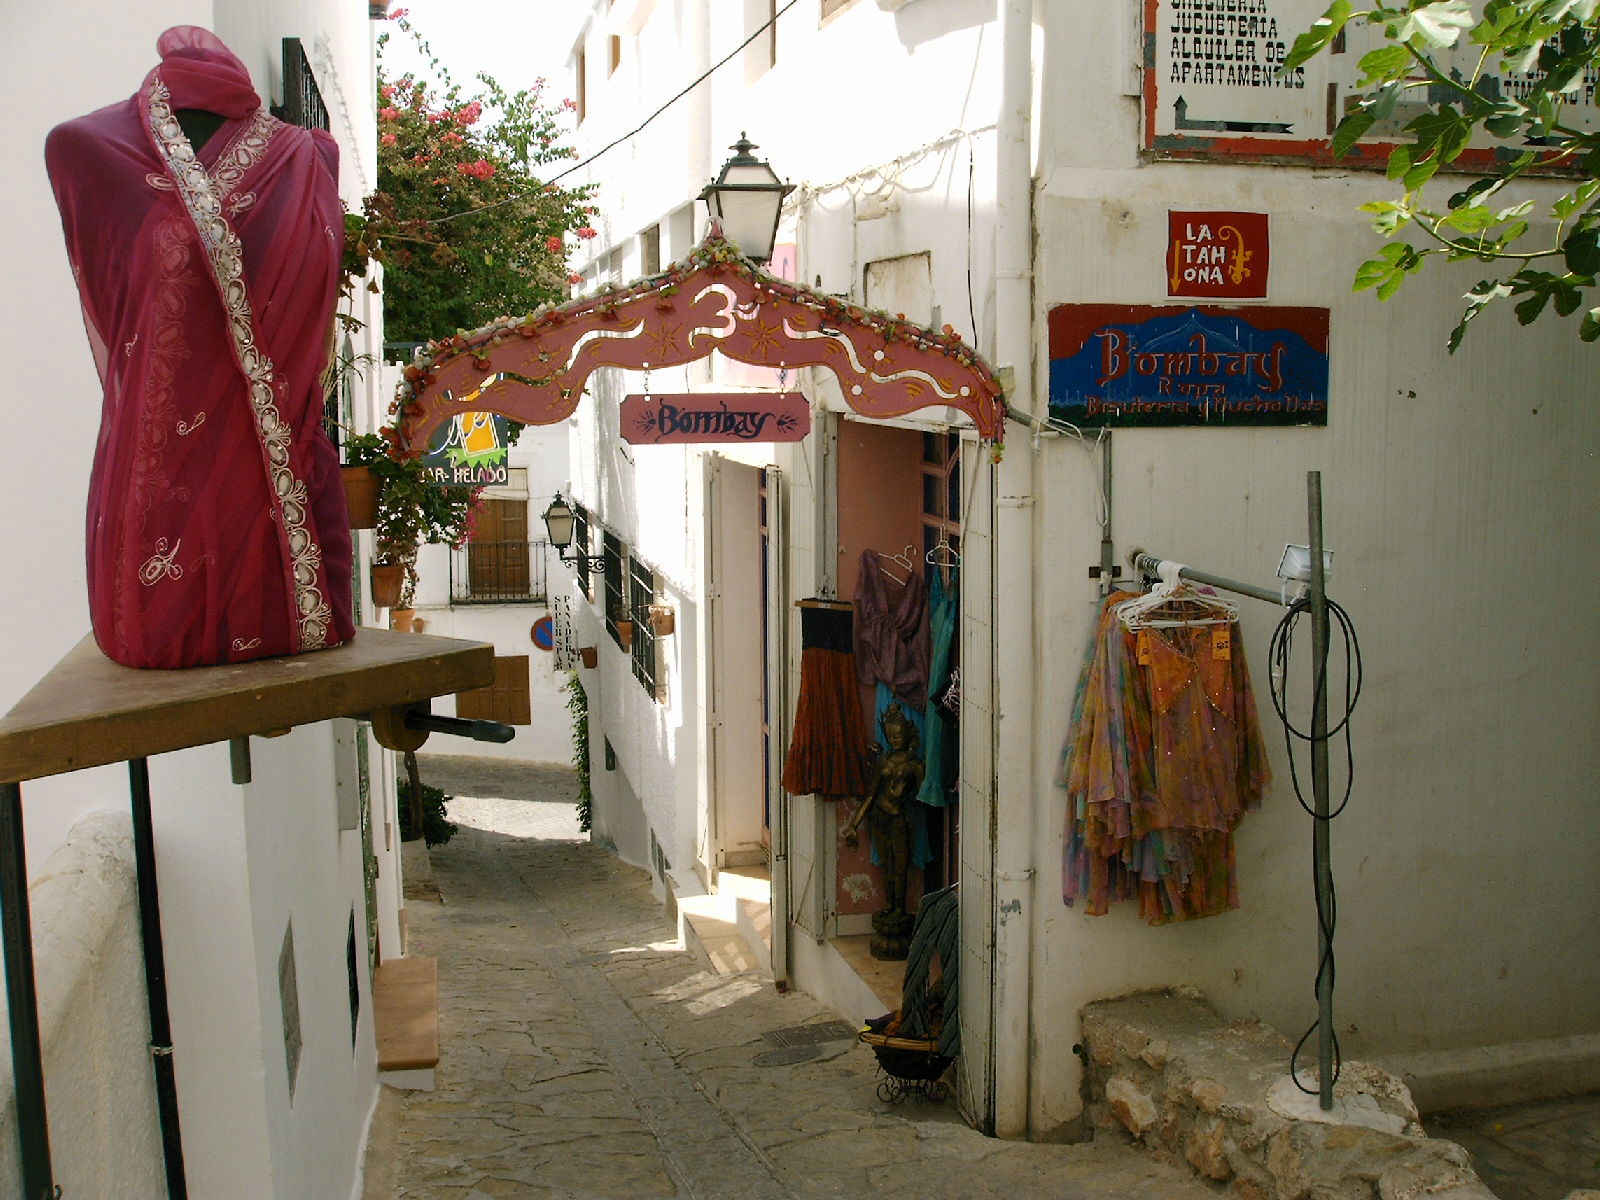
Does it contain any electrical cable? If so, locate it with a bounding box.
[548,0,803,187]
[426,0,803,227]
[1266,596,1363,1094]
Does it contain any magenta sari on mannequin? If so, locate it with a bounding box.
[45,26,355,668]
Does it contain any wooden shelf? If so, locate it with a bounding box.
[0,629,495,784]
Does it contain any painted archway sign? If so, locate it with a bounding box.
[389,236,1004,455]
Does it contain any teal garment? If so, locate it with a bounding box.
[872,683,934,869]
[918,567,958,808]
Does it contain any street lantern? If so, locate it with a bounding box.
[698,134,793,264]
[542,493,602,576]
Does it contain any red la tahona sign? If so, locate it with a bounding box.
[1168,211,1269,300]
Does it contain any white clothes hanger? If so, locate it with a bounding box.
[926,535,961,567]
[1117,560,1238,631]
[877,545,915,585]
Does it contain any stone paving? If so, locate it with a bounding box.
[1425,1096,1600,1200]
[365,756,1600,1200]
[363,756,1222,1200]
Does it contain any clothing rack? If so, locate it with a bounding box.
[1125,472,1337,1112]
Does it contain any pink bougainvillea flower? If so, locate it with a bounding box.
[567,272,583,284]
[455,101,483,127]
[379,106,400,121]
[575,226,597,240]
[546,235,564,253]
[380,133,397,146]
[380,85,396,100]
[441,131,464,145]
[388,6,409,18]
[456,159,496,180]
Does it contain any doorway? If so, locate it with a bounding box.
[708,459,768,870]
[833,422,962,935]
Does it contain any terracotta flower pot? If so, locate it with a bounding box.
[370,561,406,610]
[647,604,675,637]
[389,607,416,632]
[341,464,380,529]
[579,646,598,669]
[615,619,634,651]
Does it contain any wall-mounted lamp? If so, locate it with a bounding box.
[698,134,794,264]
[541,493,603,577]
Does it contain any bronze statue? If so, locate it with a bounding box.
[844,702,925,959]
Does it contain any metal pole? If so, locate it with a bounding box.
[1127,551,1286,606]
[1307,472,1334,1110]
[129,759,189,1198]
[0,781,56,1199]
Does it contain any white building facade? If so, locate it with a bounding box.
[561,0,1600,1140]
[3,3,403,1195]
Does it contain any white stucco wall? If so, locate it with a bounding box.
[0,811,165,1200]
[1012,1,1600,1136]
[560,0,1600,1140]
[3,1,386,1193]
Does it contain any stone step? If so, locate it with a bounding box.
[676,865,773,976]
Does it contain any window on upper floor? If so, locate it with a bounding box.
[628,557,665,702]
[452,497,548,604]
[573,504,593,601]
[271,38,329,132]
[603,532,625,645]
[641,224,661,276]
[575,48,587,123]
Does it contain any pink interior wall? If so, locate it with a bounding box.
[835,422,925,919]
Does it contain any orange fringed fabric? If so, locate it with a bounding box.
[1059,591,1271,925]
[782,605,870,798]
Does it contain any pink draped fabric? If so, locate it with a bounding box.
[45,26,354,668]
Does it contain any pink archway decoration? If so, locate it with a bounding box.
[391,236,1004,453]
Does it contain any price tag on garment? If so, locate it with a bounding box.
[1212,626,1232,661]
[1137,630,1152,665]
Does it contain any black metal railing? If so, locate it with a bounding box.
[270,38,330,132]
[449,541,549,604]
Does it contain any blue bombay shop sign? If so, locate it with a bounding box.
[1048,304,1329,428]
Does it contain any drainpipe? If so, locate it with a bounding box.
[990,0,1036,1141]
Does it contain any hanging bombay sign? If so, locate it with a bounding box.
[1048,303,1328,428]
[620,393,810,445]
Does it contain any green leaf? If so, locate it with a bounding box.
[1445,204,1498,233]
[1484,110,1526,138]
[1396,2,1476,48]
[1333,109,1380,158]
[1579,306,1600,341]
[1284,0,1355,70]
[1552,179,1600,221]
[1565,228,1600,276]
[1356,45,1414,84]
[1448,279,1513,352]
[1404,155,1443,192]
[1514,289,1551,323]
[1387,142,1417,182]
[1448,178,1499,210]
[1552,277,1586,316]
[1354,256,1395,292]
[1361,200,1413,234]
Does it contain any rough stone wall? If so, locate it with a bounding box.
[1080,989,1496,1200]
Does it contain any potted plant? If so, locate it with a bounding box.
[578,646,598,669]
[345,430,479,611]
[340,458,381,529]
[614,613,634,651]
[647,603,675,637]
